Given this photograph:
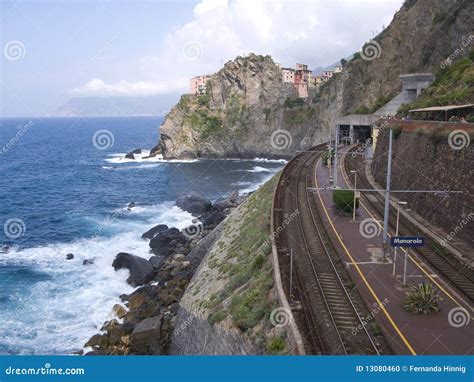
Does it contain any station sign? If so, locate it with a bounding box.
[390,236,424,247]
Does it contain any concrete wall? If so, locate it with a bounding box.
[371,127,474,245]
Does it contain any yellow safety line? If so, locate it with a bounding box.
[339,153,474,316]
[314,158,417,355]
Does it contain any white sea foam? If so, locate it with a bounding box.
[105,152,199,165]
[232,181,252,186]
[226,157,287,164]
[247,166,271,173]
[0,202,194,355]
[251,158,287,164]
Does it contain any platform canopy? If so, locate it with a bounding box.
[409,103,474,112]
[408,103,474,121]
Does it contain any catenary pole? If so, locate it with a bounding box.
[382,129,393,262]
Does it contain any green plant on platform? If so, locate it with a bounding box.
[403,283,440,314]
[322,148,335,166]
[333,189,359,213]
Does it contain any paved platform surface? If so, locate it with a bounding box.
[312,145,473,355]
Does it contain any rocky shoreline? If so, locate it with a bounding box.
[83,191,246,355]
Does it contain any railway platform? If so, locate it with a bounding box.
[312,145,473,355]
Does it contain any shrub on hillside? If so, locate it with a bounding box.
[333,189,359,213]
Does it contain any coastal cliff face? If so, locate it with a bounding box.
[154,0,473,160]
[337,0,474,114]
[171,175,290,355]
[158,54,325,159]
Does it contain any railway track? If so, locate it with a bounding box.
[344,146,474,302]
[274,146,380,355]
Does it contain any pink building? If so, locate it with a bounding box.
[295,83,308,98]
[190,75,210,95]
[282,68,295,83]
[322,70,334,81]
[281,62,315,97]
[295,63,308,71]
[294,63,311,97]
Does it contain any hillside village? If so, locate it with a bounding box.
[190,62,343,98]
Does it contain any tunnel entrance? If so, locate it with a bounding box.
[353,125,372,143]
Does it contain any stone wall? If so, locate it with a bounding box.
[371,126,474,245]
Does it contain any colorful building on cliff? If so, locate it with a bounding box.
[282,67,295,83]
[294,63,312,98]
[190,75,211,95]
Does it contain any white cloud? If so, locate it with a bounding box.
[73,0,403,97]
[71,78,189,96]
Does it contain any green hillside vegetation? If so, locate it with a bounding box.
[398,50,474,116]
[192,173,290,355]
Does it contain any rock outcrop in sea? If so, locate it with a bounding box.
[83,188,283,355]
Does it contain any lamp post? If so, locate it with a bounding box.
[402,208,412,286]
[392,201,407,277]
[327,142,332,184]
[350,170,357,222]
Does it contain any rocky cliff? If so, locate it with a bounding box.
[153,0,473,159]
[155,54,324,159]
[336,0,473,115]
[171,174,290,355]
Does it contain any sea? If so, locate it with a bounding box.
[0,116,285,355]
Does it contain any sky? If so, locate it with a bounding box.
[1,0,404,117]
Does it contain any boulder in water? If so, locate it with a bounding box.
[66,253,74,260]
[176,192,212,216]
[112,252,155,287]
[125,149,142,160]
[149,228,189,257]
[141,224,169,240]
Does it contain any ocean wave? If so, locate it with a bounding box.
[250,157,287,164]
[0,202,194,355]
[232,181,252,186]
[226,157,287,164]
[105,152,200,165]
[246,166,272,173]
